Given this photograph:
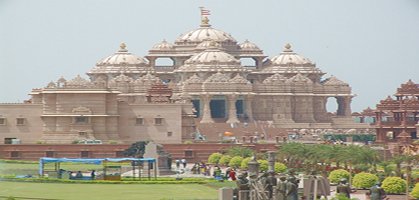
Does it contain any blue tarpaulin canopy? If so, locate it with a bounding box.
[39,157,156,176]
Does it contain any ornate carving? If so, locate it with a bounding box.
[72,106,92,114]
[204,72,230,83]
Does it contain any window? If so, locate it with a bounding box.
[167,132,173,137]
[81,151,89,158]
[154,117,163,125]
[46,151,55,157]
[0,117,6,125]
[184,150,193,158]
[75,116,88,124]
[4,138,16,144]
[16,118,25,125]
[11,151,20,158]
[136,117,144,125]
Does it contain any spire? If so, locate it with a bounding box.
[283,43,293,52]
[199,7,211,27]
[119,42,128,52]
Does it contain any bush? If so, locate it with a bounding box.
[274,162,287,173]
[219,155,232,166]
[207,153,223,164]
[226,146,253,158]
[328,169,350,184]
[258,160,269,172]
[240,157,252,170]
[228,156,243,168]
[411,183,419,199]
[381,176,406,194]
[352,172,378,189]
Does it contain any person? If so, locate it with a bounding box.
[369,182,386,200]
[336,178,351,198]
[75,171,83,178]
[265,170,277,200]
[175,159,180,169]
[286,176,298,200]
[91,170,96,179]
[275,175,287,200]
[229,168,237,181]
[181,158,187,168]
[236,172,250,200]
[213,166,222,181]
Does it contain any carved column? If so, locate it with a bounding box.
[200,94,214,123]
[245,95,254,122]
[226,94,239,124]
[343,96,352,117]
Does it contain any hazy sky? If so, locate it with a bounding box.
[0,0,418,112]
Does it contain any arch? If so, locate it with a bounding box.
[239,57,256,67]
[326,97,338,115]
[155,57,174,67]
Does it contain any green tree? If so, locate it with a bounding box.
[229,156,244,168]
[274,162,287,173]
[258,160,269,172]
[411,183,419,199]
[219,155,232,166]
[328,169,350,184]
[352,172,379,189]
[240,157,252,170]
[381,176,406,194]
[226,146,254,158]
[123,141,149,158]
[207,153,223,164]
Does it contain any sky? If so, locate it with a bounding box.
[0,0,418,112]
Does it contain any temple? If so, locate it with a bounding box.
[374,80,419,144]
[0,12,368,144]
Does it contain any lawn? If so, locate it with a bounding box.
[0,181,222,200]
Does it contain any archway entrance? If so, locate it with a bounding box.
[192,100,200,118]
[210,100,226,118]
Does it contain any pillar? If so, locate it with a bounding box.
[343,96,352,117]
[245,95,254,122]
[226,94,239,124]
[200,94,214,123]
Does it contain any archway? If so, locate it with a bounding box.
[210,100,226,118]
[240,58,256,68]
[326,97,338,115]
[155,57,174,67]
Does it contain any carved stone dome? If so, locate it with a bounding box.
[270,43,312,65]
[88,43,152,75]
[239,39,261,51]
[195,39,222,50]
[175,18,236,45]
[152,39,174,50]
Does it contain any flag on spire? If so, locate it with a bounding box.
[200,7,210,16]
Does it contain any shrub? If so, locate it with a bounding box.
[352,172,378,189]
[411,183,419,199]
[274,162,287,173]
[328,169,350,184]
[240,157,252,170]
[228,156,243,168]
[258,160,269,172]
[219,155,232,166]
[381,176,406,194]
[226,146,253,158]
[207,153,223,164]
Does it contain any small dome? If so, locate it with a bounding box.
[239,39,261,51]
[96,43,148,66]
[89,43,152,75]
[186,46,240,65]
[322,76,349,86]
[270,43,312,65]
[152,39,174,50]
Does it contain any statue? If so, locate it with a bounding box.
[286,176,298,200]
[336,178,351,198]
[236,172,250,200]
[265,170,277,199]
[369,182,386,200]
[275,175,287,200]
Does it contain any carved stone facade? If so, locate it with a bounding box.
[0,13,368,144]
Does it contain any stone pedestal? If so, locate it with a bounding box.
[219,187,234,200]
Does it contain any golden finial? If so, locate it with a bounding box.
[120,42,127,50]
[201,16,210,26]
[285,43,291,49]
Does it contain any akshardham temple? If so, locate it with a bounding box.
[0,14,369,144]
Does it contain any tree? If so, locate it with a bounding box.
[226,146,254,158]
[219,155,232,166]
[229,156,244,168]
[123,141,149,158]
[274,162,287,173]
[240,157,252,170]
[381,177,406,194]
[208,153,223,164]
[352,172,379,189]
[328,169,350,184]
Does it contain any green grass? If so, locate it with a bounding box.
[0,181,221,200]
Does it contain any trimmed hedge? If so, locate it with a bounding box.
[257,160,268,172]
[328,169,350,184]
[411,183,419,199]
[207,153,223,164]
[274,162,287,173]
[352,172,378,189]
[240,157,252,170]
[381,176,406,194]
[228,156,243,168]
[219,155,232,166]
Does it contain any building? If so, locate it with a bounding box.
[374,79,419,144]
[0,13,368,145]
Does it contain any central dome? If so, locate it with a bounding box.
[175,18,236,44]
